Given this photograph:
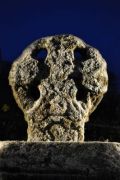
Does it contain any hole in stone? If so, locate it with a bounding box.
[74,48,82,60]
[76,83,88,101]
[32,47,50,79]
[28,83,40,101]
[32,48,47,61]
[68,73,88,102]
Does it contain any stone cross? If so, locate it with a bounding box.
[9,35,108,141]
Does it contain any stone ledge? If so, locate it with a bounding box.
[0,141,120,179]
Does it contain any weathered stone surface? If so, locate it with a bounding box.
[9,35,108,141]
[0,141,120,179]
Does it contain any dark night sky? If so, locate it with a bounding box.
[0,0,120,81]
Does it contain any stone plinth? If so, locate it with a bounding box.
[0,141,120,179]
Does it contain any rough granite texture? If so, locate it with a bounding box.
[0,141,120,179]
[9,35,108,141]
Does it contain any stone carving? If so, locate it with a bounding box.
[9,35,108,141]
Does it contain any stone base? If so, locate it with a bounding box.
[0,141,120,180]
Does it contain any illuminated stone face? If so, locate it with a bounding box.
[9,35,108,141]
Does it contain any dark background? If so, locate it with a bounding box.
[0,0,120,80]
[0,0,120,141]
